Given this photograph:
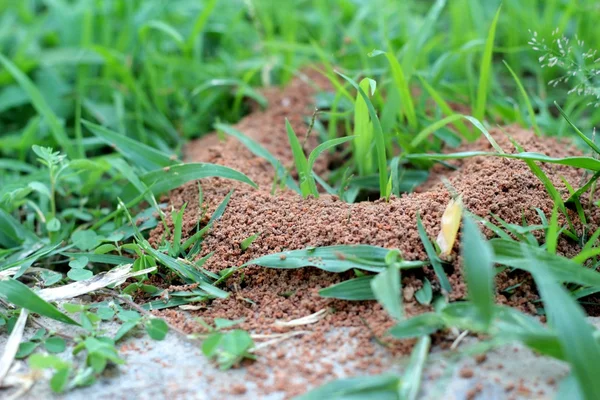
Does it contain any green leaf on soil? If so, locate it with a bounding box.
[415,279,432,305]
[44,337,67,353]
[145,318,169,340]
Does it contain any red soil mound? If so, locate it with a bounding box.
[147,70,598,397]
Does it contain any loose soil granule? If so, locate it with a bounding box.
[146,69,599,398]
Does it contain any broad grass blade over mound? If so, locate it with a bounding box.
[121,163,256,200]
[246,245,426,273]
[83,120,178,171]
[490,239,600,287]
[318,276,376,300]
[406,151,600,171]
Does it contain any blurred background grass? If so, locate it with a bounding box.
[1,0,598,161]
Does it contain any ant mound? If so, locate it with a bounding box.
[147,70,598,397]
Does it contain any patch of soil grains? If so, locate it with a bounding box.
[147,69,598,398]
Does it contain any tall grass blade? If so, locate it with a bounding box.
[216,123,300,193]
[416,214,452,293]
[370,50,417,131]
[503,60,541,136]
[555,102,600,155]
[474,5,502,121]
[337,72,388,197]
[285,119,313,197]
[462,215,495,328]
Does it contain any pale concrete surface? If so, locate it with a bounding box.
[0,317,584,399]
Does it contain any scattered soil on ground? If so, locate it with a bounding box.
[146,69,598,398]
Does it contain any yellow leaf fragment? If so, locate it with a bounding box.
[436,196,463,256]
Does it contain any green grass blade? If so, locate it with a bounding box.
[401,0,447,78]
[462,214,495,328]
[181,190,234,251]
[318,276,376,300]
[474,5,501,121]
[307,136,354,195]
[566,171,600,204]
[371,264,403,320]
[308,136,354,171]
[337,72,388,197]
[371,50,417,131]
[416,214,452,293]
[503,60,541,136]
[123,163,257,199]
[386,51,417,131]
[297,375,401,400]
[110,157,162,218]
[0,53,76,158]
[0,280,79,325]
[285,119,313,197]
[398,336,431,400]
[555,102,600,155]
[546,203,559,254]
[185,0,219,58]
[491,239,600,286]
[406,151,600,171]
[409,114,503,151]
[139,20,185,52]
[246,245,426,273]
[388,313,445,339]
[352,78,375,176]
[418,77,471,139]
[216,123,300,193]
[0,209,39,248]
[83,120,178,171]
[533,272,600,399]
